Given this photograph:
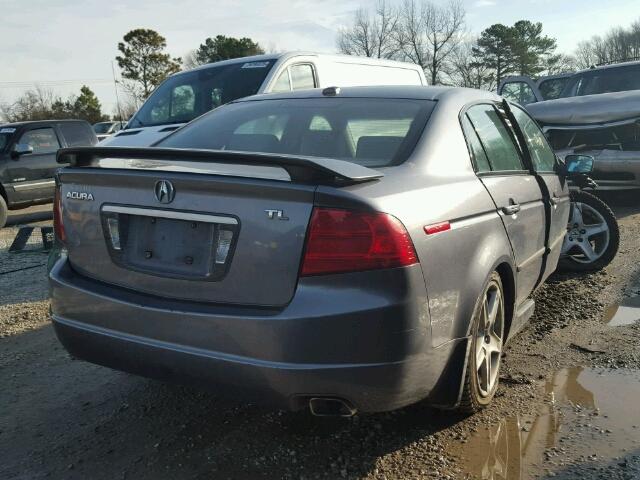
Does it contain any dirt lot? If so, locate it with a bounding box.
[1,196,639,480]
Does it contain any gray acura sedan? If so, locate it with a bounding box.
[49,86,581,415]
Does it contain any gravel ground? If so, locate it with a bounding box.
[0,196,639,480]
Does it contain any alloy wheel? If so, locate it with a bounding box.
[475,281,505,398]
[561,202,610,264]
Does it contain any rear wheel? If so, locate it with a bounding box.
[0,195,7,229]
[558,190,619,272]
[459,271,505,413]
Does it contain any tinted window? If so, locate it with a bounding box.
[0,131,14,151]
[130,60,275,127]
[461,115,491,172]
[93,122,112,134]
[58,122,96,147]
[290,64,315,90]
[466,104,524,172]
[158,98,435,167]
[501,82,537,105]
[511,107,557,172]
[538,77,570,100]
[561,64,640,97]
[18,128,60,154]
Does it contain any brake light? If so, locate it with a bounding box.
[53,184,66,244]
[301,208,418,276]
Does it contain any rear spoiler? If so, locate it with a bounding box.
[57,147,383,186]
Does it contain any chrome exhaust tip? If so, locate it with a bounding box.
[308,397,357,417]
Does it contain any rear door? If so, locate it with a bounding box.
[7,126,61,202]
[463,103,547,303]
[509,105,570,281]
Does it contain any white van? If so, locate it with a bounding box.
[105,52,427,146]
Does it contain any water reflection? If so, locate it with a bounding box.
[458,368,640,479]
[603,296,640,326]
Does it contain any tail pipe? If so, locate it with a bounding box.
[308,397,357,417]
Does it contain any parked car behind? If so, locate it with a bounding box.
[93,121,125,142]
[50,86,581,415]
[498,61,640,190]
[0,119,97,227]
[102,51,427,147]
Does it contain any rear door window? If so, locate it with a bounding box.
[18,128,60,154]
[466,104,524,172]
[461,115,491,173]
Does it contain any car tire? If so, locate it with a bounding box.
[558,190,619,272]
[0,195,7,229]
[458,271,505,414]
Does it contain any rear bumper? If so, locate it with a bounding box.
[49,255,465,412]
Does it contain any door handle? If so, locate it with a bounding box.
[502,203,521,215]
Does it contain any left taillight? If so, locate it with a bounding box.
[53,184,66,245]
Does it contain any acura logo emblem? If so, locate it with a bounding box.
[154,180,175,204]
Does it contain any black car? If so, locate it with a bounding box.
[0,120,97,227]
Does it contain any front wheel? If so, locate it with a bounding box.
[558,190,619,272]
[458,271,505,413]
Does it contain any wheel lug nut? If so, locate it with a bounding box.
[484,335,491,343]
[577,238,583,242]
[569,237,573,241]
[580,229,586,234]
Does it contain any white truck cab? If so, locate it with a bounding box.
[105,52,427,147]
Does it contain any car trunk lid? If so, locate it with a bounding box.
[56,147,382,307]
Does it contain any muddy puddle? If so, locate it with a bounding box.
[454,368,640,479]
[603,296,640,327]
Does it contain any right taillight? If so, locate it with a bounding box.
[53,184,66,245]
[300,207,418,276]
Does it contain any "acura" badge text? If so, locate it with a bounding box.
[66,191,94,201]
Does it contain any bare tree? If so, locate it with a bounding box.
[397,0,466,85]
[573,18,640,68]
[449,40,495,90]
[182,49,200,70]
[337,1,401,59]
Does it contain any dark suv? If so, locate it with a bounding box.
[0,120,97,227]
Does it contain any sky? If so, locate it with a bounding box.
[1,0,638,116]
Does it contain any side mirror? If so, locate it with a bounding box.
[564,154,594,175]
[11,143,34,159]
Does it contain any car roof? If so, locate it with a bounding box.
[0,119,88,129]
[230,85,500,104]
[574,59,640,75]
[178,51,424,76]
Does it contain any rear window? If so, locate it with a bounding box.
[157,98,434,167]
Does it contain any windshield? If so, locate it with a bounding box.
[129,60,276,128]
[157,97,435,168]
[561,64,640,97]
[93,122,113,134]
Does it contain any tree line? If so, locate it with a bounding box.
[337,0,568,90]
[4,9,640,124]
